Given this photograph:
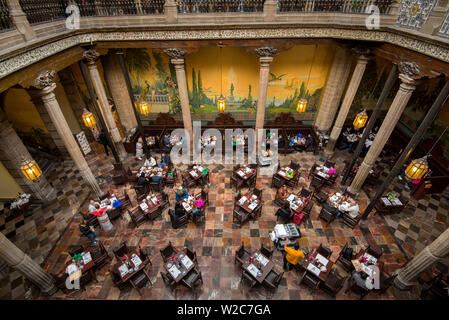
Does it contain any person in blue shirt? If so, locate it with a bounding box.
[289,136,295,147]
[159,152,170,167]
[175,187,189,202]
[151,174,163,183]
[163,134,171,148]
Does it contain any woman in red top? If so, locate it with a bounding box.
[90,204,113,231]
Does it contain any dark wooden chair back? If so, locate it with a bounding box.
[113,242,130,259]
[160,242,177,261]
[317,244,332,258]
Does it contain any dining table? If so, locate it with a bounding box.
[188,165,207,181]
[286,192,307,214]
[234,165,256,181]
[236,192,260,215]
[64,250,96,283]
[114,250,146,283]
[138,194,162,216]
[241,250,274,284]
[276,166,297,182]
[302,249,334,282]
[313,165,334,180]
[164,252,195,283]
[180,196,197,215]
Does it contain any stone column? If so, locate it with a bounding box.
[31,70,102,197]
[315,46,352,132]
[27,89,72,163]
[58,67,96,142]
[325,49,370,157]
[254,47,277,134]
[165,0,178,23]
[348,62,419,195]
[394,227,449,290]
[83,49,127,160]
[0,120,56,202]
[102,52,138,136]
[0,231,57,295]
[5,0,36,41]
[164,49,192,146]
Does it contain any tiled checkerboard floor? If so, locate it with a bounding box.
[1,145,448,300]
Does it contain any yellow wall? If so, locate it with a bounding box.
[0,162,23,199]
[4,88,47,133]
[55,77,81,134]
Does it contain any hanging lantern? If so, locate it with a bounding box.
[139,101,150,116]
[405,156,429,180]
[20,157,42,182]
[82,109,96,129]
[217,95,226,112]
[353,110,368,130]
[297,98,307,113]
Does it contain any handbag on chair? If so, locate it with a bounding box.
[293,213,304,225]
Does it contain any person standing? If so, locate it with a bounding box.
[98,130,112,156]
[79,219,98,245]
[136,136,144,160]
[90,204,113,231]
[283,239,305,271]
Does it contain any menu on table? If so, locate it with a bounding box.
[307,263,321,276]
[287,194,296,202]
[278,170,286,177]
[237,170,245,177]
[239,196,247,205]
[190,170,197,177]
[255,253,269,267]
[82,252,92,265]
[67,263,78,275]
[316,254,329,267]
[118,264,129,277]
[182,202,192,211]
[363,253,378,265]
[181,255,193,269]
[247,264,260,278]
[140,202,148,211]
[317,171,329,179]
[168,264,181,279]
[390,198,402,206]
[131,254,142,268]
[381,197,391,206]
[290,203,298,211]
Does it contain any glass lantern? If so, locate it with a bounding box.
[353,110,368,130]
[217,95,226,112]
[297,98,307,113]
[82,109,96,129]
[405,156,429,180]
[20,158,42,181]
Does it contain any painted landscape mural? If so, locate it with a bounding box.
[185,46,260,114]
[125,48,180,115]
[266,45,333,115]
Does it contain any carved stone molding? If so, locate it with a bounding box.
[164,48,187,59]
[82,48,100,65]
[1,27,449,80]
[32,70,55,89]
[254,46,278,58]
[399,61,420,77]
[352,46,371,56]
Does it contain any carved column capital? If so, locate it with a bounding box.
[32,70,56,92]
[254,46,278,58]
[83,49,100,66]
[399,61,420,77]
[164,48,187,60]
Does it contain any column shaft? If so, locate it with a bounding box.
[33,78,102,198]
[325,55,369,156]
[315,46,352,132]
[5,0,36,41]
[102,53,138,135]
[0,231,56,295]
[171,59,193,144]
[394,227,449,289]
[348,73,416,194]
[255,57,273,133]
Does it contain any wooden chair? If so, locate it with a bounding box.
[147,206,163,222]
[234,243,251,266]
[161,272,177,291]
[260,244,273,259]
[233,207,250,226]
[182,173,196,188]
[317,244,333,259]
[113,242,130,260]
[182,267,203,292]
[285,173,299,188]
[275,203,293,222]
[160,242,178,262]
[321,268,347,297]
[313,190,329,204]
[366,244,383,259]
[149,179,165,193]
[230,174,244,190]
[263,268,284,294]
[185,247,198,265]
[86,241,110,269]
[68,245,84,257]
[107,207,121,221]
[168,207,188,229]
[290,161,300,171]
[253,188,262,199]
[118,190,131,209]
[126,168,138,184]
[271,175,285,189]
[301,199,314,216]
[310,176,324,192]
[99,193,110,201]
[337,243,355,272]
[82,211,100,228]
[160,192,169,211]
[110,269,129,290]
[133,185,147,199]
[195,189,209,206]
[374,273,397,295]
[341,211,361,228]
[324,160,335,168]
[52,273,69,294]
[129,269,152,295]
[241,270,257,289]
[138,246,153,267]
[301,272,321,294]
[166,169,177,187]
[345,277,370,299]
[299,187,312,199]
[128,207,147,228]
[308,163,317,179]
[319,206,336,226]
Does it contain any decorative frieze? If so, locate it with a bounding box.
[164,48,187,59]
[1,27,449,80]
[399,61,420,77]
[82,48,100,65]
[254,46,278,57]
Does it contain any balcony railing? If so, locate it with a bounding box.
[277,0,393,14]
[176,0,265,13]
[1,0,12,32]
[19,0,67,25]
